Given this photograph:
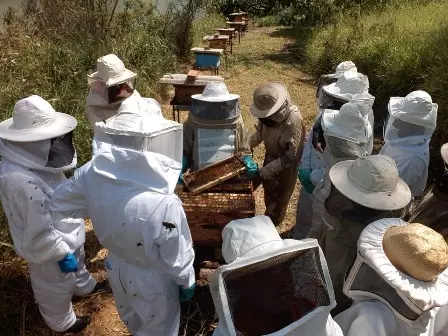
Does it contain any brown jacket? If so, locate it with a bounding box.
[249,105,305,180]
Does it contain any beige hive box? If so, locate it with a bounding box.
[383,223,448,281]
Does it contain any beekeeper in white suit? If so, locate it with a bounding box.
[210,216,343,336]
[305,101,373,242]
[380,91,437,199]
[50,109,195,336]
[335,218,448,336]
[0,95,98,333]
[295,61,359,239]
[86,54,162,153]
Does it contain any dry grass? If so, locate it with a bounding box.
[0,26,317,335]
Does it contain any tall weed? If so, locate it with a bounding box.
[301,0,448,149]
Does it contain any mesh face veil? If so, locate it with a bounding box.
[210,241,335,336]
[384,117,434,144]
[324,136,369,166]
[88,77,136,105]
[344,254,426,325]
[46,131,76,168]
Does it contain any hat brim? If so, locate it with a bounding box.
[329,160,411,211]
[441,144,448,165]
[0,112,77,142]
[323,83,374,102]
[388,97,438,127]
[88,68,137,87]
[191,93,240,103]
[249,83,288,119]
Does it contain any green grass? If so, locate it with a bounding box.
[300,0,448,147]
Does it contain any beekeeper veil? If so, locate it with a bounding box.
[344,218,448,332]
[321,102,372,167]
[210,216,342,336]
[384,91,437,147]
[0,95,78,173]
[92,111,182,194]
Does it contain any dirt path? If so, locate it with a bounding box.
[0,26,317,336]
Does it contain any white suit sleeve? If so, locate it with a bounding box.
[155,196,195,288]
[50,164,90,219]
[14,183,70,264]
[300,131,313,170]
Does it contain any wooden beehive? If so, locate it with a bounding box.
[183,155,246,195]
[215,28,236,38]
[172,85,205,106]
[176,181,255,247]
[209,37,228,50]
[226,21,245,32]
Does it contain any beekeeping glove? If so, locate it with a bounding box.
[242,155,259,178]
[58,253,78,273]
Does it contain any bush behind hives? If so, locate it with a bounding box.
[300,0,448,154]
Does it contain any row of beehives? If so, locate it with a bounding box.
[191,11,250,75]
[158,12,256,250]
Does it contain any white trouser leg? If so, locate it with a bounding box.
[294,189,314,240]
[73,245,97,296]
[106,253,180,336]
[29,262,77,332]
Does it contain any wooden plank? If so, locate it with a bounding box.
[203,35,230,41]
[191,47,224,55]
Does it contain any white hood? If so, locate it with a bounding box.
[91,109,182,195]
[210,216,343,336]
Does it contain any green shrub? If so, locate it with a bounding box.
[301,0,448,151]
[257,15,278,27]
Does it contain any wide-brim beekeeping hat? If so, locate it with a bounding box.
[250,82,289,119]
[329,155,411,210]
[323,71,374,103]
[0,95,77,142]
[88,54,137,87]
[191,82,239,103]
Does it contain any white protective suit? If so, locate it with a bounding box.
[0,96,96,332]
[50,112,195,336]
[210,216,343,336]
[380,91,438,198]
[335,218,448,336]
[307,102,373,241]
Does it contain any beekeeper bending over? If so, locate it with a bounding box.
[295,61,358,239]
[50,110,195,336]
[335,219,448,336]
[181,82,256,180]
[209,216,343,336]
[306,102,373,242]
[249,83,305,226]
[0,96,98,333]
[322,155,412,315]
[86,54,162,152]
[380,91,437,200]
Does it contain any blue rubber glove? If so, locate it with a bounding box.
[58,253,78,273]
[298,168,315,194]
[178,155,190,184]
[242,155,259,177]
[179,284,196,302]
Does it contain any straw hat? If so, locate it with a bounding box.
[191,82,239,103]
[0,95,77,142]
[388,90,438,127]
[250,82,289,118]
[88,54,137,87]
[323,71,374,103]
[329,155,411,210]
[441,143,448,165]
[383,223,448,281]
